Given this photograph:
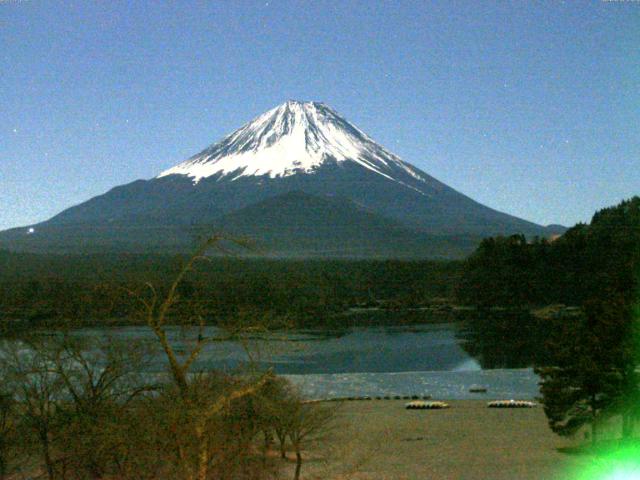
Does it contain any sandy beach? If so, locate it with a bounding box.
[303,400,594,480]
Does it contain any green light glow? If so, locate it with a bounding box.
[571,444,640,480]
[603,469,639,480]
[588,263,640,480]
[572,260,640,479]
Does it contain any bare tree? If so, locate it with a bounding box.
[130,235,274,480]
[4,340,65,480]
[51,335,154,479]
[2,334,156,480]
[288,400,336,480]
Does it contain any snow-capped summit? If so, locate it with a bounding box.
[158,100,426,187]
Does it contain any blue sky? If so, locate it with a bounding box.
[1,0,638,230]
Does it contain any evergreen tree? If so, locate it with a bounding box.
[536,303,620,443]
[536,296,639,443]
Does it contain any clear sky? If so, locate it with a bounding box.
[2,0,638,231]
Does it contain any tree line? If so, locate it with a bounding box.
[0,253,461,331]
[457,197,640,446]
[456,197,640,308]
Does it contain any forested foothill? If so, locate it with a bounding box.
[457,197,640,446]
[0,253,462,333]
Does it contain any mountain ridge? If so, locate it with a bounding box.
[0,100,565,257]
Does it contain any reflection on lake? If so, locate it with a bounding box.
[64,321,541,400]
[456,309,557,369]
[71,324,479,374]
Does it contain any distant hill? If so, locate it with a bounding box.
[213,191,484,258]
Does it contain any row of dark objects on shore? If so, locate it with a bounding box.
[406,399,537,410]
[304,397,537,410]
[405,400,536,410]
[303,394,433,403]
[486,400,536,408]
[305,385,489,403]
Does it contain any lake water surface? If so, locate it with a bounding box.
[69,323,540,400]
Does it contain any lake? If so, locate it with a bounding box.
[66,323,540,400]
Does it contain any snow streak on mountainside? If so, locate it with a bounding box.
[158,100,429,190]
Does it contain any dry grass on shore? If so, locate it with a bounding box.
[300,400,596,480]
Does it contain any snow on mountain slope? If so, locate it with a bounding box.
[158,100,430,191]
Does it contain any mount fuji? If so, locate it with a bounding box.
[0,101,562,258]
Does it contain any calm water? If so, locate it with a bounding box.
[68,323,540,400]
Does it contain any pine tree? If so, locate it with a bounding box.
[536,297,638,443]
